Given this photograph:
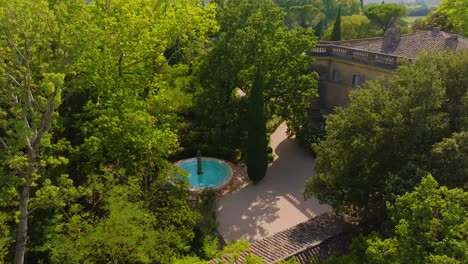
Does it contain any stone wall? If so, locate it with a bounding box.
[311,57,393,110]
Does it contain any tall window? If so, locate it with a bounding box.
[352,74,361,87]
[332,70,340,81]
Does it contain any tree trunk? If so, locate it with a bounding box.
[14,175,33,264]
[14,123,40,264]
[12,79,58,263]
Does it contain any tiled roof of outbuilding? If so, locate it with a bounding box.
[211,212,347,264]
[287,232,353,264]
[329,30,468,59]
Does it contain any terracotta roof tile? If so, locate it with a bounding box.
[288,233,353,264]
[329,30,468,59]
[211,212,346,264]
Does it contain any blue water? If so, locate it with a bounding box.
[176,158,232,189]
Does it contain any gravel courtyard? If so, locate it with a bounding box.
[216,123,331,242]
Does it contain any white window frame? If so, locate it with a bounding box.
[352,74,361,87]
[332,70,340,81]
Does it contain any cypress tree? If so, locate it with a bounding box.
[331,7,341,41]
[314,20,324,38]
[247,68,268,184]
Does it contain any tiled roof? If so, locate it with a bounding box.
[329,30,468,59]
[287,232,353,264]
[211,212,347,264]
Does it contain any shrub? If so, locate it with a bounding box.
[296,121,326,156]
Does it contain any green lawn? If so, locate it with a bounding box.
[403,16,425,25]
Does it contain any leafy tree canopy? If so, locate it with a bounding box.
[437,0,468,33]
[364,3,407,32]
[273,0,362,33]
[197,0,318,147]
[274,0,322,11]
[322,0,362,22]
[327,175,468,264]
[412,7,454,32]
[412,0,468,34]
[0,0,219,262]
[285,5,325,29]
[305,50,468,220]
[427,131,468,189]
[322,14,380,40]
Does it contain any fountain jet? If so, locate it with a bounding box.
[197,150,203,175]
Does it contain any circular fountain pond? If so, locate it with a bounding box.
[174,157,234,191]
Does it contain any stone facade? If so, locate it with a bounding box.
[311,28,468,113]
[312,55,393,110]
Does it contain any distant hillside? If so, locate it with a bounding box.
[364,0,442,5]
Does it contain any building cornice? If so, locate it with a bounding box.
[311,44,412,70]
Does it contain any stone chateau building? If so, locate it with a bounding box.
[212,28,468,264]
[310,27,468,115]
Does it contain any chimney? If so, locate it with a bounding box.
[432,27,440,36]
[381,26,401,50]
[459,29,465,37]
[445,35,458,50]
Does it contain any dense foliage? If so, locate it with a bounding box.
[305,50,468,220]
[364,3,407,32]
[195,0,319,160]
[274,0,362,38]
[0,0,215,262]
[413,8,453,32]
[412,0,467,34]
[285,5,325,30]
[0,0,322,262]
[279,1,411,41]
[304,1,468,261]
[327,176,468,263]
[330,7,342,41]
[436,0,468,33]
[1,0,464,263]
[406,5,436,16]
[322,15,378,40]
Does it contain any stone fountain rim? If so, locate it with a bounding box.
[174,157,234,192]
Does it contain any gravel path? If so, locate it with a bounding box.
[216,123,331,242]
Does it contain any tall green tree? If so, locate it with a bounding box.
[437,0,468,33]
[305,50,468,220]
[413,8,453,32]
[0,1,88,262]
[322,0,362,22]
[285,5,325,29]
[0,212,12,261]
[367,176,468,263]
[274,0,323,11]
[1,0,218,262]
[427,131,468,189]
[364,3,407,32]
[274,0,361,25]
[198,0,318,152]
[45,176,200,264]
[323,15,378,40]
[46,0,217,262]
[331,7,342,41]
[247,69,269,183]
[62,0,217,182]
[327,175,468,264]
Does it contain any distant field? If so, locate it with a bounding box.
[364,0,441,4]
[403,16,425,25]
